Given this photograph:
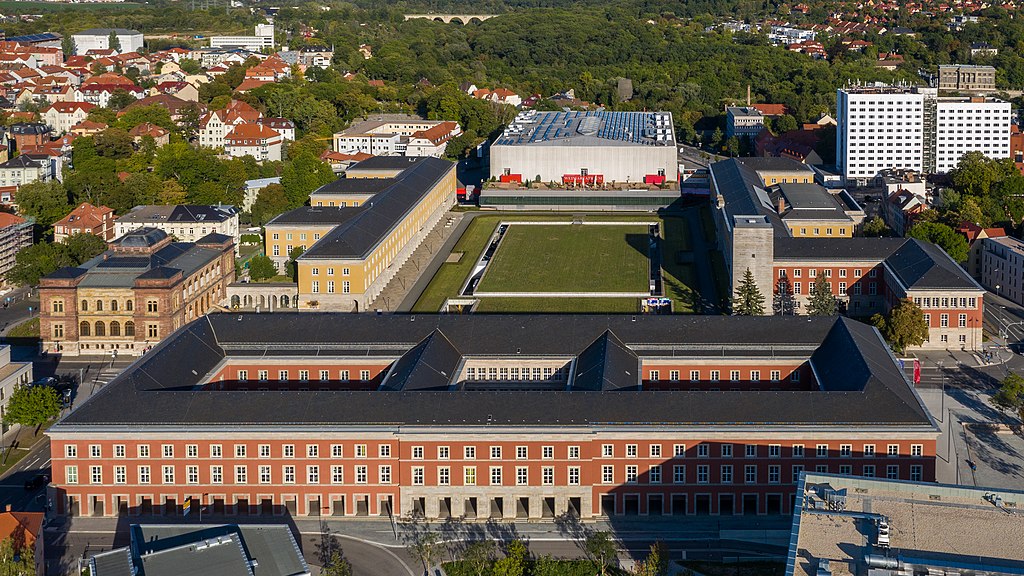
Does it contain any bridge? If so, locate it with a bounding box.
[404,13,498,24]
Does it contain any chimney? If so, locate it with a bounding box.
[4,505,10,512]
[777,196,786,214]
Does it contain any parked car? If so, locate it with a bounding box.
[23,474,49,491]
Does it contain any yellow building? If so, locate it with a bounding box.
[264,156,456,311]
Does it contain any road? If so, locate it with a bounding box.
[0,286,40,338]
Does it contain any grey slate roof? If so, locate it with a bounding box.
[774,237,907,261]
[0,155,43,169]
[885,238,983,290]
[710,158,788,236]
[55,239,225,289]
[348,155,428,171]
[773,183,851,221]
[300,157,454,260]
[118,205,238,224]
[381,330,462,390]
[266,206,362,226]
[53,314,933,430]
[312,177,395,195]
[572,330,640,391]
[89,548,134,576]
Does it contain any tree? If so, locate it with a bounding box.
[159,180,188,205]
[177,103,203,141]
[107,89,138,111]
[107,30,121,53]
[807,273,837,316]
[4,385,60,427]
[870,299,929,354]
[773,277,796,315]
[14,180,69,228]
[63,233,107,263]
[907,221,970,262]
[632,543,669,576]
[287,246,305,281]
[6,243,73,287]
[772,114,798,134]
[248,254,278,281]
[861,216,891,237]
[992,372,1024,423]
[408,531,441,573]
[94,128,134,159]
[321,550,353,576]
[0,535,34,575]
[250,184,290,226]
[733,267,765,315]
[491,539,527,576]
[709,127,723,150]
[584,531,618,576]
[725,136,740,157]
[460,541,496,576]
[281,152,335,207]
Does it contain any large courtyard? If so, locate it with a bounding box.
[410,209,719,314]
[475,224,652,295]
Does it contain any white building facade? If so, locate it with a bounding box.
[837,86,1011,183]
[71,28,143,55]
[980,236,1024,306]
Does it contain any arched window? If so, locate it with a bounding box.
[79,321,90,336]
[109,321,120,337]
[111,300,118,312]
[94,321,105,337]
[126,300,133,311]
[51,299,64,313]
[280,295,290,308]
[95,300,103,312]
[125,321,135,337]
[81,300,88,311]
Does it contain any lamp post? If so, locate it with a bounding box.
[936,360,945,423]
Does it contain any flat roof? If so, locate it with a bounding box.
[493,110,675,147]
[50,314,935,430]
[789,473,1024,576]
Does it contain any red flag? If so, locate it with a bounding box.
[913,359,921,384]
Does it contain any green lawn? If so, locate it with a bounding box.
[6,317,38,338]
[475,297,639,313]
[476,224,650,293]
[660,216,697,313]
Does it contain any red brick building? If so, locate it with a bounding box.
[48,314,937,520]
[53,202,116,243]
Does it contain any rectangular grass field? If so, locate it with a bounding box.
[475,224,651,294]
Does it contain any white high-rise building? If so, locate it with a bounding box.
[837,85,1011,183]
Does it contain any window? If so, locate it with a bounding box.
[602,465,614,484]
[626,444,638,458]
[235,444,246,458]
[816,444,829,457]
[730,370,740,382]
[698,444,709,457]
[237,370,248,382]
[770,370,781,382]
[516,446,528,460]
[138,466,150,484]
[840,444,852,457]
[235,466,247,484]
[90,466,102,484]
[52,299,64,313]
[412,467,425,485]
[710,370,720,381]
[412,446,424,460]
[114,466,127,484]
[320,370,329,381]
[650,444,661,458]
[331,466,343,484]
[864,444,876,457]
[625,465,638,483]
[139,445,151,458]
[65,445,78,458]
[90,445,101,458]
[378,444,391,458]
[649,370,660,381]
[490,446,502,460]
[257,445,269,458]
[568,446,580,459]
[863,465,875,478]
[669,370,679,381]
[359,370,370,381]
[839,464,852,475]
[436,446,450,460]
[721,465,733,484]
[161,466,173,484]
[690,370,700,381]
[721,444,733,458]
[887,465,899,479]
[147,300,158,313]
[147,324,158,339]
[674,444,686,457]
[309,466,321,484]
[490,467,502,485]
[697,465,709,483]
[159,444,172,458]
[115,445,125,458]
[745,465,757,484]
[911,444,923,457]
[465,467,477,485]
[745,444,757,458]
[283,445,295,458]
[750,370,760,382]
[910,465,922,481]
[887,444,899,456]
[673,465,686,484]
[355,466,367,484]
[283,466,295,484]
[602,445,613,457]
[311,281,319,293]
[516,467,528,485]
[438,467,450,486]
[792,444,804,457]
[53,324,64,338]
[464,446,476,460]
[568,467,580,485]
[355,445,367,458]
[768,465,780,484]
[769,444,781,458]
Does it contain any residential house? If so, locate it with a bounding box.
[119,94,197,122]
[958,221,1007,278]
[153,81,199,102]
[53,202,116,242]
[0,506,43,575]
[40,101,95,135]
[881,187,928,237]
[115,205,240,250]
[70,120,108,137]
[8,122,50,152]
[198,100,262,149]
[223,124,283,162]
[257,117,295,141]
[0,155,48,187]
[77,83,144,108]
[128,123,170,147]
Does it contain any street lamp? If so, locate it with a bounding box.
[936,360,945,423]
